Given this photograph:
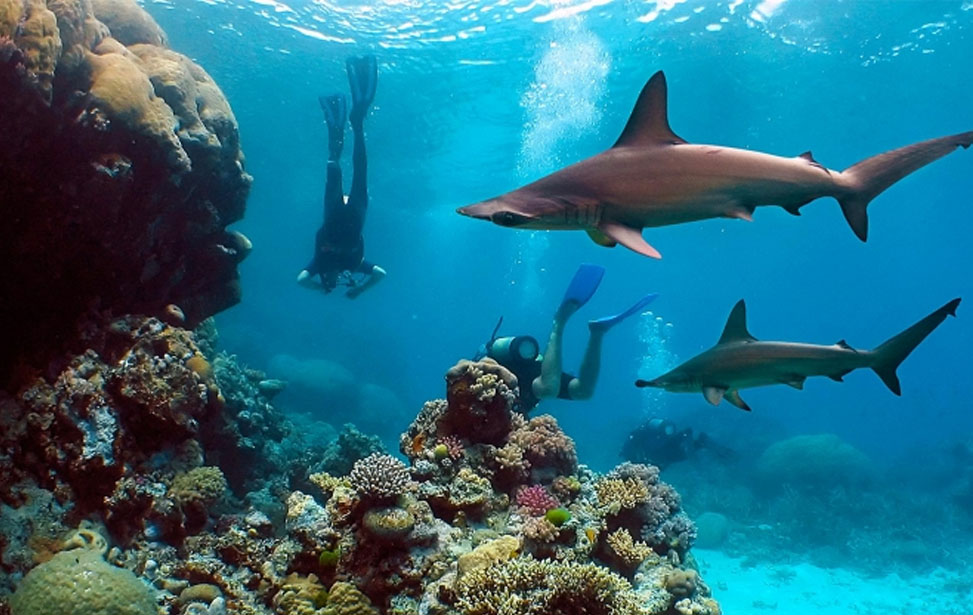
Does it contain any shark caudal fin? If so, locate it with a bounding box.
[837,131,973,241]
[870,298,961,395]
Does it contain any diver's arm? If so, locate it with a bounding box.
[346,265,385,299]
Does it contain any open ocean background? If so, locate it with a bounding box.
[147,0,973,610]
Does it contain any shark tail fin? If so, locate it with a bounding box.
[870,298,961,395]
[837,131,973,241]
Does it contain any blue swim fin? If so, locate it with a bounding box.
[559,264,605,312]
[589,292,659,332]
[346,55,377,121]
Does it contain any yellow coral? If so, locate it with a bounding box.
[18,0,62,97]
[272,573,328,615]
[308,471,348,493]
[1,0,25,38]
[595,477,649,514]
[185,354,213,380]
[456,535,521,580]
[606,528,654,568]
[323,582,378,615]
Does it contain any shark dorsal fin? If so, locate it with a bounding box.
[718,300,756,344]
[835,339,854,350]
[613,71,687,148]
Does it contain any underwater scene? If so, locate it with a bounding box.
[1,0,973,613]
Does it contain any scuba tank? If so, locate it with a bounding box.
[488,335,540,364]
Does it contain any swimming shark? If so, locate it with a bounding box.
[635,298,961,411]
[457,71,973,258]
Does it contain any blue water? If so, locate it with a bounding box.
[153,0,973,596]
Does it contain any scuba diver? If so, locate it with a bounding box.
[297,55,386,299]
[621,417,735,469]
[478,264,658,411]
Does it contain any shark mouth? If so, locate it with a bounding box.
[457,203,532,227]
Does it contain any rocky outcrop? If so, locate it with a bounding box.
[0,0,251,377]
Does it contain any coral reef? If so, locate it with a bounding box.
[756,433,875,490]
[0,0,251,375]
[0,354,717,615]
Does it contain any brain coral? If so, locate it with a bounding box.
[757,433,874,489]
[10,536,157,615]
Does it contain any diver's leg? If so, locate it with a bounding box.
[346,56,376,221]
[346,264,386,299]
[532,265,606,399]
[568,292,660,399]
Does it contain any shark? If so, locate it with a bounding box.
[457,71,973,258]
[635,298,961,411]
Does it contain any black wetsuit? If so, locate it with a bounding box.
[493,349,573,412]
[306,112,373,290]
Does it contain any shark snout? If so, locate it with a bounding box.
[635,378,661,388]
[457,199,532,227]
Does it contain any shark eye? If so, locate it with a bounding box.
[491,211,527,227]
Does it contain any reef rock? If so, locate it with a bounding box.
[0,0,250,376]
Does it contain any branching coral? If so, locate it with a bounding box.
[595,478,650,515]
[453,557,641,615]
[606,528,654,568]
[508,415,578,480]
[348,453,412,503]
[515,485,559,516]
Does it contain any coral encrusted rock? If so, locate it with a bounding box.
[0,0,251,376]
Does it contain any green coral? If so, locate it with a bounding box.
[454,556,640,615]
[544,507,571,527]
[10,531,157,615]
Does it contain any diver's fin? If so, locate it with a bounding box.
[717,300,756,345]
[870,298,961,395]
[319,94,347,131]
[589,293,660,333]
[725,390,751,411]
[702,386,725,406]
[347,55,377,120]
[613,71,687,148]
[598,222,661,259]
[559,263,605,313]
[586,228,617,248]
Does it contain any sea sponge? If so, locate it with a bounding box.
[17,0,62,98]
[1,0,25,38]
[10,531,157,615]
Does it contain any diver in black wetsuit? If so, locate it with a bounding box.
[621,417,735,469]
[297,55,386,299]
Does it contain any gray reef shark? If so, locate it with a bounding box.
[635,298,961,411]
[457,71,973,258]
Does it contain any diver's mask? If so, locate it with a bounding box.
[487,335,540,365]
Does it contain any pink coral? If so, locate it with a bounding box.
[509,414,578,481]
[515,485,559,516]
[438,435,464,461]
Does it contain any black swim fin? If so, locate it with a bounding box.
[319,94,347,131]
[346,55,377,121]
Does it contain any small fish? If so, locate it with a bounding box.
[637,298,961,411]
[458,71,973,258]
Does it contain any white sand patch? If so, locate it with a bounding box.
[694,549,971,615]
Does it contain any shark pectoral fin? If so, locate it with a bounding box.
[780,376,806,390]
[828,370,852,382]
[599,222,661,259]
[586,228,617,248]
[702,386,726,406]
[726,207,754,222]
[613,71,687,148]
[725,390,752,411]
